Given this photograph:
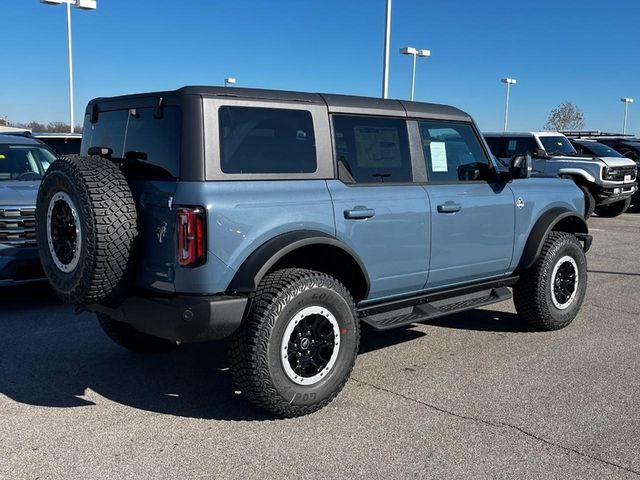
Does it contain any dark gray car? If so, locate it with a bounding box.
[0,134,56,285]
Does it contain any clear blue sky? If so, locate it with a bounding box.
[2,0,639,133]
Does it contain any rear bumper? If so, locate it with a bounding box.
[0,245,45,286]
[86,294,248,342]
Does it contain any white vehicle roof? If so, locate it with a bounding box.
[483,131,566,137]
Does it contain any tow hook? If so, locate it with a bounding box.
[574,233,593,253]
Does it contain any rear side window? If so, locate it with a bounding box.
[81,106,182,178]
[484,136,538,158]
[419,121,489,182]
[332,115,412,183]
[219,106,317,174]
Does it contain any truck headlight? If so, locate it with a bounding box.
[602,167,615,180]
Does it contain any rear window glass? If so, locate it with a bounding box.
[81,106,182,178]
[219,106,317,174]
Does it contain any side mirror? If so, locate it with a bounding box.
[509,153,532,179]
[534,148,547,159]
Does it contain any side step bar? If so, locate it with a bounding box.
[359,286,513,331]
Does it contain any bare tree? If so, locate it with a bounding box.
[27,121,46,132]
[544,102,585,131]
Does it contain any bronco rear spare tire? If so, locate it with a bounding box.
[36,155,138,305]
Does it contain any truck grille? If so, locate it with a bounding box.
[0,207,37,246]
[606,166,637,182]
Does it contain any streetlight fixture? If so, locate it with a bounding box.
[224,77,237,87]
[400,47,431,101]
[621,97,634,134]
[40,0,97,133]
[500,77,517,131]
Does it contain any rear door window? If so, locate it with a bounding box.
[219,106,317,174]
[332,115,412,183]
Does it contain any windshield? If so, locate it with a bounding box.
[0,143,56,180]
[579,142,623,158]
[539,136,576,155]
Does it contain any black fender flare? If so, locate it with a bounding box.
[516,208,589,272]
[226,230,371,297]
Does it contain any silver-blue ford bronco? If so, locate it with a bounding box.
[35,87,592,417]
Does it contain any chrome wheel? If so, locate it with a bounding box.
[46,192,82,273]
[281,305,341,386]
[551,255,578,310]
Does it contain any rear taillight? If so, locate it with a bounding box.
[177,207,206,267]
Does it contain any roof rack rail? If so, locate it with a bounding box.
[560,130,634,138]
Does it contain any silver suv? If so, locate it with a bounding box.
[484,131,638,218]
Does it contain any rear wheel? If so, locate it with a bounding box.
[228,268,359,417]
[594,197,631,217]
[578,185,595,219]
[97,313,179,353]
[513,232,587,331]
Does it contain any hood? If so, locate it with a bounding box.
[547,155,636,168]
[0,180,40,207]
[597,156,638,168]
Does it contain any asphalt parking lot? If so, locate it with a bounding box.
[1,213,638,480]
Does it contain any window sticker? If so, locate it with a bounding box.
[354,126,401,168]
[430,141,448,172]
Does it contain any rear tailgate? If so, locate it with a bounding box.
[129,180,178,292]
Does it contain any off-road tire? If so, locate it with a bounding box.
[97,313,179,353]
[629,191,640,213]
[228,268,360,418]
[513,232,587,331]
[578,185,595,219]
[594,197,631,217]
[36,155,138,305]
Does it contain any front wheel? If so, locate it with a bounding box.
[594,197,631,217]
[228,268,360,417]
[578,185,596,219]
[513,232,587,331]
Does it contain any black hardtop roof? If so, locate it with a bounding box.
[86,86,472,122]
[0,133,44,145]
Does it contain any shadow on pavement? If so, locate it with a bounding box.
[0,283,527,421]
[417,308,532,333]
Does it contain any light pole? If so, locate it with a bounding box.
[400,47,431,101]
[40,0,97,133]
[621,97,634,134]
[224,77,237,87]
[501,77,517,131]
[381,0,392,99]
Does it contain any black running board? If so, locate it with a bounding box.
[360,286,512,331]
